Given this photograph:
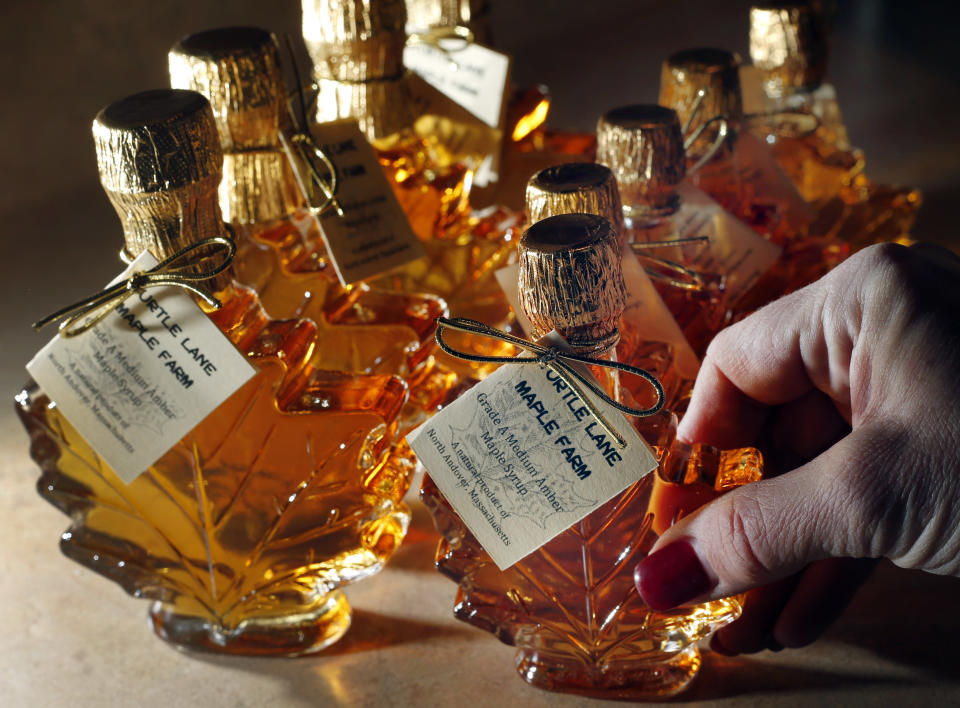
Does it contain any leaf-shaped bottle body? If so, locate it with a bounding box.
[422,413,761,697]
[229,208,456,433]
[18,279,416,655]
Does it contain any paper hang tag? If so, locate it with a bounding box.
[619,248,700,381]
[730,130,817,227]
[493,263,535,336]
[407,334,659,570]
[302,119,426,285]
[739,65,770,116]
[672,182,783,304]
[403,40,511,129]
[26,252,256,483]
[494,250,700,383]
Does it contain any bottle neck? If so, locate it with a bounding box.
[568,334,622,405]
[622,190,680,235]
[314,72,418,144]
[220,149,303,225]
[107,173,233,292]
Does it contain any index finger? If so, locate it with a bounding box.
[678,267,856,448]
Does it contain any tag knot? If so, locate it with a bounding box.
[434,316,665,449]
[537,347,560,368]
[128,272,150,290]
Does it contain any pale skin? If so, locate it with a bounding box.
[636,242,960,654]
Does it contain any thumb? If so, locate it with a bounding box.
[635,426,897,610]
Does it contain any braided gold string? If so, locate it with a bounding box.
[33,236,236,338]
[435,316,664,449]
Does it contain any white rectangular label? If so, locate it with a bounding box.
[302,119,426,285]
[26,252,256,483]
[673,183,783,303]
[404,40,511,128]
[408,343,658,570]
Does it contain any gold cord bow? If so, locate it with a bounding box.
[435,317,664,449]
[273,33,344,218]
[683,87,820,149]
[33,236,236,338]
[743,108,820,138]
[407,25,476,71]
[631,236,711,291]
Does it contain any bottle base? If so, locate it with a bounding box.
[515,644,701,699]
[148,591,352,656]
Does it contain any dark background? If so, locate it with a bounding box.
[1,0,958,388]
[1,4,959,702]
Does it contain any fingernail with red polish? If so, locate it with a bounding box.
[634,540,715,610]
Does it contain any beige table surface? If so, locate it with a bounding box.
[2,409,960,707]
[3,1,960,705]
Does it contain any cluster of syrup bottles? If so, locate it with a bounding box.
[16,0,917,696]
[421,0,919,700]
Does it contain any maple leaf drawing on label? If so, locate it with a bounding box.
[445,379,598,530]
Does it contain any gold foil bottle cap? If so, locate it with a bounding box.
[313,72,419,142]
[169,27,303,224]
[596,105,685,219]
[169,27,285,152]
[302,0,408,81]
[659,48,743,131]
[93,89,228,266]
[404,0,492,43]
[519,213,626,353]
[405,0,487,29]
[749,3,828,96]
[525,162,625,237]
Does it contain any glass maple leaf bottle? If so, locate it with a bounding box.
[303,0,474,238]
[422,213,762,698]
[658,48,815,249]
[168,26,452,423]
[596,104,789,348]
[745,2,921,249]
[523,161,696,407]
[301,0,519,375]
[745,2,865,204]
[16,89,416,655]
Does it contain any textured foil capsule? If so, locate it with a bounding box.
[405,0,486,28]
[659,48,743,130]
[313,73,421,143]
[525,162,625,237]
[302,0,408,81]
[169,27,284,151]
[404,0,491,43]
[749,3,828,96]
[169,27,303,225]
[93,89,228,281]
[519,213,626,353]
[303,0,419,141]
[597,105,685,218]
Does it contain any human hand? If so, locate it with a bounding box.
[634,242,960,653]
